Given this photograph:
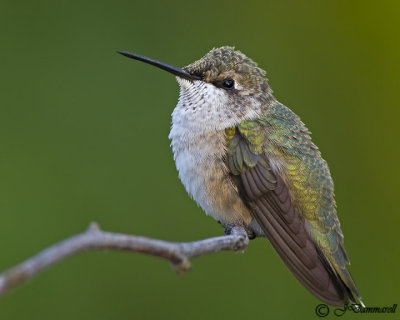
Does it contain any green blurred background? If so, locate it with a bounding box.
[0,0,399,319]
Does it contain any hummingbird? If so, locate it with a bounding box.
[117,47,363,307]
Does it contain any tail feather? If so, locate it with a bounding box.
[316,247,360,305]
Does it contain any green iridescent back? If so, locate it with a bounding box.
[227,102,359,295]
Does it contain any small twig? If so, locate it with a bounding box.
[0,222,249,296]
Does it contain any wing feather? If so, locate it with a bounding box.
[225,126,359,306]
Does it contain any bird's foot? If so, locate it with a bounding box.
[224,224,235,235]
[224,224,256,239]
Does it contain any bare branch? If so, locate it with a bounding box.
[0,222,249,296]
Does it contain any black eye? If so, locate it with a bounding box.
[222,78,235,89]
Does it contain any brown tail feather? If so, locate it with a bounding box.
[253,203,352,306]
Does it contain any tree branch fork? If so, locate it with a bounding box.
[0,222,249,296]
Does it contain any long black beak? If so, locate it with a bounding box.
[117,51,202,81]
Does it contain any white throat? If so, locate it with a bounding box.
[169,78,261,145]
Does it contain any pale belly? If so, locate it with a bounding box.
[170,129,265,237]
[174,147,252,225]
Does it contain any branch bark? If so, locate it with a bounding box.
[0,222,249,296]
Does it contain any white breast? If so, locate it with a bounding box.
[170,128,251,225]
[167,77,262,229]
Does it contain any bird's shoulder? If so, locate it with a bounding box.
[224,103,352,275]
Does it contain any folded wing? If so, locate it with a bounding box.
[225,125,359,306]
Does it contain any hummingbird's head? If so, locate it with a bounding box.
[183,46,271,97]
[175,47,275,133]
[118,46,275,134]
